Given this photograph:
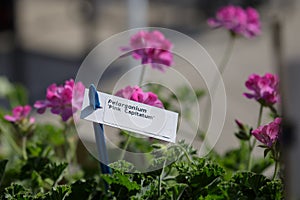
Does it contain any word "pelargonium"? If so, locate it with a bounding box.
[107,99,154,120]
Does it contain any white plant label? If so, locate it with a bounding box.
[80,89,178,143]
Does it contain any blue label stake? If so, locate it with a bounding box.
[89,84,112,174]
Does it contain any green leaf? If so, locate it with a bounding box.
[109,160,136,173]
[163,183,187,200]
[258,145,269,148]
[0,160,8,187]
[65,179,97,200]
[31,170,43,190]
[44,185,70,200]
[2,183,32,199]
[41,162,68,183]
[102,173,140,192]
[151,143,167,150]
[259,179,283,199]
[174,158,225,199]
[20,157,51,180]
[231,172,268,198]
[218,172,283,199]
[26,142,53,158]
[264,149,272,158]
[130,178,158,200]
[234,131,250,141]
[198,194,226,200]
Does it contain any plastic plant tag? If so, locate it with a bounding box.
[81,88,178,143]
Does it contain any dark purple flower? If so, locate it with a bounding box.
[244,73,279,106]
[252,117,281,147]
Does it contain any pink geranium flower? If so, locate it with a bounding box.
[207,5,261,38]
[34,79,85,121]
[252,117,281,147]
[121,30,173,72]
[244,73,279,106]
[115,86,164,108]
[4,105,35,124]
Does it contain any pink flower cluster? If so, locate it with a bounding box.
[34,79,85,121]
[4,105,35,124]
[244,73,279,106]
[115,86,164,109]
[207,5,261,38]
[121,30,173,72]
[252,118,281,147]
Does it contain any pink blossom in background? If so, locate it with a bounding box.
[121,30,173,72]
[207,5,261,38]
[252,117,281,147]
[4,105,35,124]
[244,73,279,106]
[245,7,261,38]
[34,79,85,121]
[115,86,164,108]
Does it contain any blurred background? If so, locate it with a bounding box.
[1,0,298,102]
[0,0,300,196]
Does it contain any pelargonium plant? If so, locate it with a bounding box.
[0,13,285,199]
[232,72,281,180]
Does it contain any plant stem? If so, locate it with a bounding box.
[63,128,69,161]
[219,34,236,76]
[246,140,252,170]
[120,133,131,160]
[169,145,193,163]
[138,65,146,86]
[272,158,279,180]
[211,34,236,97]
[256,104,263,128]
[201,34,235,142]
[251,104,263,148]
[120,65,146,160]
[247,104,264,171]
[22,136,27,160]
[158,159,167,197]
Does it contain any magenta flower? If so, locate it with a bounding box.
[207,5,261,38]
[244,73,279,106]
[115,86,164,108]
[4,105,35,124]
[121,30,173,72]
[252,117,281,147]
[34,79,85,121]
